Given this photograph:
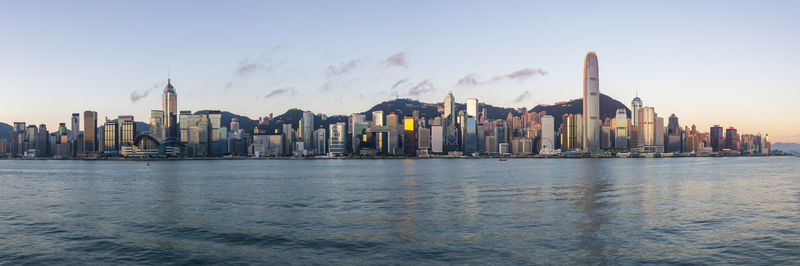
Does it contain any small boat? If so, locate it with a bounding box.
[146,161,150,166]
[499,158,507,161]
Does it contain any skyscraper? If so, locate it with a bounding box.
[118,115,135,148]
[638,107,655,147]
[582,52,600,152]
[83,111,97,153]
[314,128,326,155]
[328,122,346,155]
[208,111,223,156]
[725,127,739,150]
[104,119,118,153]
[540,115,555,154]
[631,96,643,127]
[443,92,458,151]
[162,79,178,139]
[372,111,384,126]
[630,95,643,148]
[466,98,479,119]
[71,113,79,155]
[403,116,416,156]
[150,110,164,138]
[654,116,664,147]
[302,111,314,152]
[667,114,683,153]
[614,108,628,149]
[493,120,508,153]
[710,125,724,152]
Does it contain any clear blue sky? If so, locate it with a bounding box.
[1,1,798,142]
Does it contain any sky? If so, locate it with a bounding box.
[1,0,799,143]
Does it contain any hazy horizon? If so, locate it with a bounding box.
[2,1,798,143]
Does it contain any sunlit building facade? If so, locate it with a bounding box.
[104,120,118,153]
[614,108,628,149]
[83,111,97,153]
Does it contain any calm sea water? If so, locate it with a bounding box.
[0,158,798,265]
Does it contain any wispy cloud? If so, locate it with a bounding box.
[503,68,548,80]
[456,73,480,86]
[327,59,361,76]
[406,79,435,96]
[130,80,166,103]
[130,90,151,103]
[456,68,548,86]
[392,78,410,90]
[514,91,531,103]
[264,87,296,99]
[236,56,283,76]
[319,80,333,91]
[382,51,408,67]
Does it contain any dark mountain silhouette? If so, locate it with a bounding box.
[0,122,11,140]
[363,99,439,120]
[362,98,523,121]
[257,108,347,134]
[153,93,631,136]
[531,93,631,128]
[194,110,259,133]
[257,93,632,132]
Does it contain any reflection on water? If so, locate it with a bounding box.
[0,158,798,264]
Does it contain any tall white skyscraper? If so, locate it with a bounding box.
[582,52,600,152]
[466,98,478,118]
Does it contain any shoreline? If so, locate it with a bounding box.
[0,154,792,161]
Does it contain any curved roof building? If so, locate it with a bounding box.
[583,52,600,152]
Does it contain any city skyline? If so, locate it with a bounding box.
[1,1,798,143]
